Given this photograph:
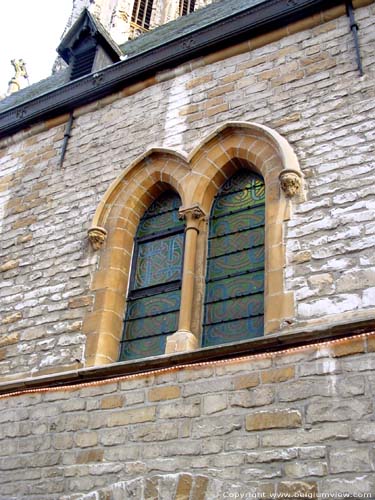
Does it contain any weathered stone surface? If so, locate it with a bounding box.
[320,476,375,496]
[261,366,295,384]
[284,460,327,478]
[230,387,274,408]
[0,3,375,497]
[329,446,372,473]
[246,409,302,431]
[232,373,259,390]
[246,448,297,463]
[0,260,19,272]
[278,481,317,497]
[148,385,181,402]
[203,394,227,414]
[193,416,242,438]
[1,312,22,325]
[352,422,375,442]
[306,399,372,423]
[107,407,156,426]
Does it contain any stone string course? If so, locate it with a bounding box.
[0,340,374,498]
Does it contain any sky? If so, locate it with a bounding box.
[0,0,72,96]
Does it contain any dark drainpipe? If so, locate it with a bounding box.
[346,0,364,76]
[59,112,74,168]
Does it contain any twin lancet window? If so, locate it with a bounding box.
[120,169,265,361]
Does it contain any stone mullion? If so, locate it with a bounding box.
[165,204,205,354]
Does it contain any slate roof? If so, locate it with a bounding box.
[120,0,268,57]
[0,0,268,114]
[0,69,71,114]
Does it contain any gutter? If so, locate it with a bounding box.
[0,0,344,138]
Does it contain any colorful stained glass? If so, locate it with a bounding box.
[120,191,184,361]
[207,246,264,281]
[124,310,179,340]
[208,227,265,258]
[134,233,183,288]
[203,316,264,345]
[122,334,168,360]
[212,184,265,217]
[126,290,181,319]
[205,271,264,303]
[205,293,264,324]
[210,205,265,237]
[203,170,265,347]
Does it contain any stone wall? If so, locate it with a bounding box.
[1,3,374,378]
[0,334,374,498]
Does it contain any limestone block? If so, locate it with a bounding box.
[320,476,375,496]
[246,409,302,431]
[246,448,298,463]
[202,394,227,415]
[284,460,327,478]
[148,385,181,402]
[230,387,274,408]
[329,447,372,473]
[306,399,372,423]
[192,415,242,438]
[352,422,375,442]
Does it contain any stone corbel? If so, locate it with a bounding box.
[279,169,303,198]
[88,226,107,250]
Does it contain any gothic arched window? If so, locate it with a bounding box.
[179,0,196,16]
[202,170,265,347]
[119,191,184,360]
[132,0,154,29]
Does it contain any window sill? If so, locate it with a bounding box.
[0,318,374,397]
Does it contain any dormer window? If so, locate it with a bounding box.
[57,9,121,81]
[131,0,154,30]
[179,0,196,16]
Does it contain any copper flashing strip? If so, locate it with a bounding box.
[0,323,374,399]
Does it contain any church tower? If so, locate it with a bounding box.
[62,0,217,46]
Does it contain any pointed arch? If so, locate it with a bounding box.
[84,150,189,366]
[84,122,301,365]
[187,121,301,339]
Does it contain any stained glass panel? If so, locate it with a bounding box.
[137,209,184,238]
[203,316,264,346]
[126,290,181,319]
[208,227,265,258]
[134,233,183,288]
[121,334,168,360]
[205,271,264,303]
[205,293,264,324]
[125,310,179,340]
[120,191,183,361]
[203,170,265,347]
[212,184,265,217]
[209,205,265,237]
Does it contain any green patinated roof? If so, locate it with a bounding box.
[0,0,269,114]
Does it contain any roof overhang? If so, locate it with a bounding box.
[0,0,345,138]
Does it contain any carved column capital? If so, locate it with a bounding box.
[178,204,206,228]
[279,169,302,198]
[88,226,107,250]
